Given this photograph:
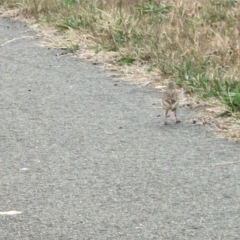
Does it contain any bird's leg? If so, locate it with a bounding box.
[173,109,181,123]
[164,109,170,125]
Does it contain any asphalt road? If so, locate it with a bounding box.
[0,16,240,240]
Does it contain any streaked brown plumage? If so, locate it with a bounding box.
[161,81,180,125]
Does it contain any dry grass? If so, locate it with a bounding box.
[1,0,240,140]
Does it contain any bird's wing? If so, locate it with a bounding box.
[162,90,180,110]
[162,99,172,109]
[171,99,179,110]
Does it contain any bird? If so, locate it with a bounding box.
[161,81,181,125]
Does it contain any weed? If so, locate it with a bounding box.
[60,44,79,55]
[117,56,135,65]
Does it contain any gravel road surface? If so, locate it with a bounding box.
[0,16,240,240]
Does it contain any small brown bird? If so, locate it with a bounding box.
[161,81,181,125]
